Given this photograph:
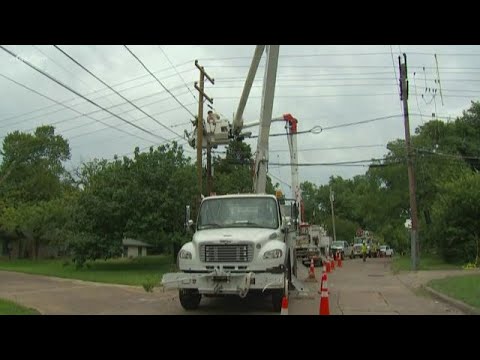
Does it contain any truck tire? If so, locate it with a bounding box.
[179,289,201,310]
[272,271,288,312]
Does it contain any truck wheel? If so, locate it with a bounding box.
[272,289,285,312]
[272,272,288,313]
[179,289,201,310]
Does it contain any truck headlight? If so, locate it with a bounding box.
[178,250,192,260]
[263,249,283,259]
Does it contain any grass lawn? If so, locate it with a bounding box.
[428,274,480,309]
[0,298,40,315]
[0,255,174,287]
[391,254,461,273]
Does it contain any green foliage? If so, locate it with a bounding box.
[0,125,71,203]
[299,101,480,265]
[430,171,480,264]
[324,216,359,243]
[1,100,479,268]
[142,275,158,293]
[1,198,70,259]
[0,255,172,286]
[213,140,254,194]
[0,298,40,315]
[68,142,196,264]
[213,140,275,195]
[66,232,121,268]
[391,254,461,272]
[429,275,480,309]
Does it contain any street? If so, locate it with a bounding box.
[0,257,465,315]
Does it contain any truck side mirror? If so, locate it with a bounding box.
[185,205,194,231]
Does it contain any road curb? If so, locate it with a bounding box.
[422,285,480,315]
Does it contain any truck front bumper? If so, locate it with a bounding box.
[161,271,285,295]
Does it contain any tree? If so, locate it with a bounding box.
[0,126,72,259]
[0,125,71,204]
[430,171,480,264]
[68,142,196,266]
[213,140,275,195]
[1,198,71,259]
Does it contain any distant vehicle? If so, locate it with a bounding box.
[351,243,363,259]
[379,245,394,257]
[330,240,353,260]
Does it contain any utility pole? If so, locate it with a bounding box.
[399,53,420,271]
[194,60,214,202]
[329,188,337,243]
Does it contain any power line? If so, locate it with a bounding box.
[32,44,141,127]
[56,87,189,134]
[214,83,396,88]
[322,114,404,131]
[60,94,192,137]
[390,45,404,114]
[53,45,184,141]
[0,59,196,127]
[157,45,197,102]
[215,77,480,83]
[0,82,188,133]
[123,45,196,118]
[213,93,478,100]
[203,64,480,70]
[198,52,480,61]
[216,70,480,80]
[215,93,398,99]
[268,171,291,189]
[269,144,387,153]
[32,45,95,91]
[68,102,196,142]
[269,159,395,167]
[416,148,480,161]
[0,45,170,143]
[0,70,164,145]
[247,115,404,139]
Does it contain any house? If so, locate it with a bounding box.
[122,238,152,258]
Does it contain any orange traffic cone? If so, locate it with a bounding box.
[308,258,316,279]
[331,258,335,270]
[337,252,342,268]
[326,260,331,273]
[319,272,330,315]
[280,296,289,315]
[322,262,327,274]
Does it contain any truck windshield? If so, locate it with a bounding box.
[198,197,279,230]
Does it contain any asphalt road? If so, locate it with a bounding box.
[0,257,466,315]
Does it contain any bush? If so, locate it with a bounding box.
[67,232,121,268]
[142,276,158,293]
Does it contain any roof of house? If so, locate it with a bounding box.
[122,238,152,247]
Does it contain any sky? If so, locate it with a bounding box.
[0,45,479,196]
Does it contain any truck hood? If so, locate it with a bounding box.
[193,227,281,246]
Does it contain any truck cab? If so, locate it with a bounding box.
[162,194,291,312]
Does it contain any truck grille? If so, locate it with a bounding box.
[199,243,254,263]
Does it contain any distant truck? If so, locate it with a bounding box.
[379,245,394,257]
[330,240,353,260]
[296,224,331,267]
